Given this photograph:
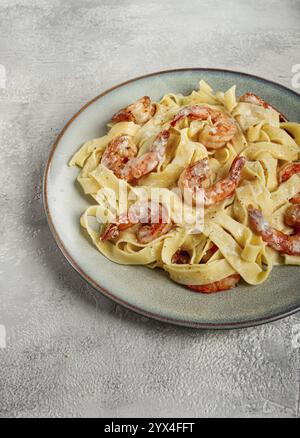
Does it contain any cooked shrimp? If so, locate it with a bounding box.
[150,129,170,163]
[134,201,173,244]
[239,92,287,122]
[101,218,132,241]
[170,245,239,293]
[170,105,237,149]
[111,96,156,125]
[179,156,246,207]
[178,158,211,194]
[290,193,300,204]
[278,162,300,183]
[201,244,218,263]
[137,221,173,244]
[101,135,137,179]
[239,92,272,109]
[122,130,170,180]
[101,131,170,182]
[278,161,300,204]
[277,162,300,205]
[187,274,240,294]
[248,206,300,255]
[171,250,190,264]
[101,202,173,243]
[284,204,300,233]
[205,156,246,206]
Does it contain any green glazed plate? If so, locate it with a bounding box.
[43,69,300,329]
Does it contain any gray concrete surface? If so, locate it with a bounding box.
[0,0,300,418]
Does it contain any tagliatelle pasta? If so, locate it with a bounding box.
[69,80,300,293]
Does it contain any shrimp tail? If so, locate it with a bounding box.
[204,156,246,206]
[188,274,240,294]
[111,96,156,125]
[101,215,133,241]
[284,204,300,233]
[290,192,300,204]
[171,250,190,264]
[151,129,170,162]
[229,156,247,183]
[278,162,300,183]
[239,92,287,122]
[248,205,300,255]
[101,223,121,241]
[178,158,211,193]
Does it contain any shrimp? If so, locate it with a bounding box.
[179,156,246,207]
[248,206,300,255]
[100,213,132,241]
[137,221,173,244]
[111,96,156,125]
[101,130,170,182]
[170,105,238,149]
[171,245,219,265]
[284,204,300,233]
[205,156,246,206]
[150,129,170,163]
[133,201,173,244]
[278,162,300,184]
[239,92,287,122]
[171,245,240,293]
[187,274,241,294]
[101,202,173,244]
[201,244,218,263]
[122,130,170,181]
[178,158,211,194]
[171,250,190,264]
[290,193,300,204]
[101,135,137,179]
[278,162,300,205]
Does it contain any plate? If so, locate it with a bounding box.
[43,68,300,329]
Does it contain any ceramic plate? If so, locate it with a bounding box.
[43,68,300,329]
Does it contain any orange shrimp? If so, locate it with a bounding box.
[101,135,137,179]
[290,193,300,204]
[204,156,246,206]
[278,162,300,184]
[100,213,132,241]
[170,105,238,149]
[111,96,156,125]
[278,162,300,204]
[239,92,287,122]
[101,130,170,182]
[101,202,173,243]
[284,204,300,233]
[248,206,300,255]
[171,245,219,265]
[171,246,240,293]
[179,156,246,207]
[171,250,190,264]
[137,221,173,244]
[201,244,218,263]
[187,274,241,294]
[122,130,170,180]
[178,158,211,194]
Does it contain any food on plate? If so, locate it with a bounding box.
[69,80,300,293]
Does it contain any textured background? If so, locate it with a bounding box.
[1,0,300,418]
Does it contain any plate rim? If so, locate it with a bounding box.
[43,67,300,329]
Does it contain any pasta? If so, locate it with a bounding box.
[69,81,300,294]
